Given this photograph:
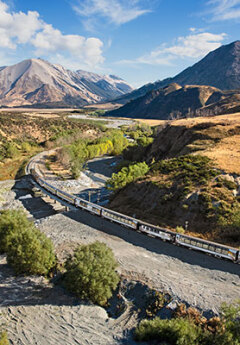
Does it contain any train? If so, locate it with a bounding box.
[31,169,240,264]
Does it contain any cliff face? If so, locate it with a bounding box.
[0,59,133,107]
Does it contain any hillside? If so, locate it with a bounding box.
[108,114,240,245]
[0,59,133,107]
[0,111,104,180]
[107,83,240,119]
[113,40,240,105]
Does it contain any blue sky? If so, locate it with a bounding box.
[0,0,240,87]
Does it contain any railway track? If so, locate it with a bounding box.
[25,154,240,265]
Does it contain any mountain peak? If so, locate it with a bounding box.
[0,59,133,107]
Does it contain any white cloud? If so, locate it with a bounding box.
[117,31,227,66]
[0,1,42,49]
[0,0,104,69]
[207,0,240,20]
[73,0,150,26]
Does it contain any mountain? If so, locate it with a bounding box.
[107,83,240,119]
[114,40,240,105]
[0,59,133,107]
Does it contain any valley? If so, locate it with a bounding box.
[0,29,240,345]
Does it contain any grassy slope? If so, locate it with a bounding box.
[109,113,240,246]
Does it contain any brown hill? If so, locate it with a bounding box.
[108,83,240,119]
[108,114,240,245]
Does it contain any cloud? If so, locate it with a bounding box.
[0,0,104,69]
[31,24,104,67]
[207,0,240,21]
[73,0,150,26]
[0,1,42,49]
[117,31,227,66]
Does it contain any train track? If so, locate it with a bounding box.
[25,154,240,265]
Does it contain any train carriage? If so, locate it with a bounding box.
[139,222,175,242]
[75,198,102,215]
[101,208,138,229]
[175,234,239,262]
[56,189,75,204]
[30,168,240,264]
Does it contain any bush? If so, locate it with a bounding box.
[176,226,185,234]
[0,210,33,253]
[106,161,149,191]
[0,210,56,276]
[63,242,120,306]
[135,317,203,344]
[135,301,240,345]
[0,332,9,345]
[7,227,56,276]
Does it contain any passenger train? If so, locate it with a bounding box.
[31,169,240,264]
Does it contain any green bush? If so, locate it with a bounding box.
[106,161,149,191]
[176,226,185,234]
[0,210,33,253]
[135,301,240,345]
[7,227,56,276]
[0,210,56,276]
[152,155,218,186]
[4,142,19,158]
[135,317,203,344]
[63,242,120,306]
[0,332,9,345]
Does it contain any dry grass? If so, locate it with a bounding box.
[134,118,166,126]
[84,102,122,110]
[170,113,240,174]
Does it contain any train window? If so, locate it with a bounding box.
[184,238,191,244]
[222,249,229,255]
[215,247,222,253]
[208,245,215,252]
[202,244,209,249]
[191,240,197,246]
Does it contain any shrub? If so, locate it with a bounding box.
[0,210,33,253]
[176,226,185,234]
[4,142,19,158]
[0,332,9,345]
[0,210,56,275]
[63,242,120,306]
[106,162,149,191]
[135,317,203,344]
[7,227,56,276]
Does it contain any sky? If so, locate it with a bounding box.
[0,0,240,87]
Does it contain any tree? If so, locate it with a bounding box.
[63,242,120,306]
[0,210,33,253]
[106,161,149,191]
[7,227,56,276]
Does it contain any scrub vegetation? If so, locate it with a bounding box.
[108,115,240,245]
[0,210,56,275]
[135,300,240,345]
[63,242,120,306]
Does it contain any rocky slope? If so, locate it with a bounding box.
[107,83,240,119]
[0,59,133,107]
[114,40,240,105]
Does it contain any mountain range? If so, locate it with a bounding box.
[108,41,240,119]
[0,59,133,107]
[113,41,240,104]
